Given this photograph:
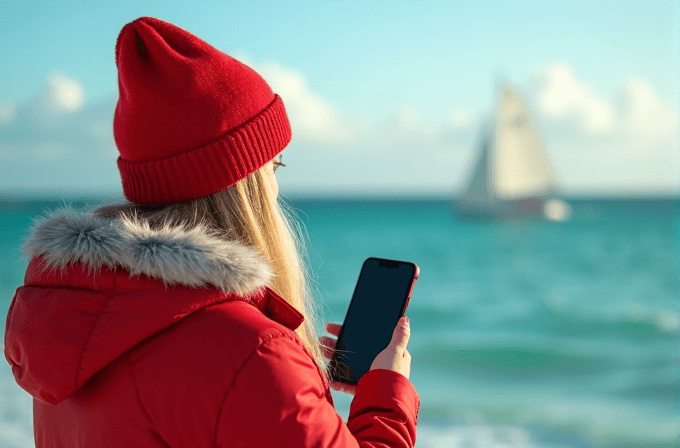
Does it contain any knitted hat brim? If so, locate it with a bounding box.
[117,95,291,205]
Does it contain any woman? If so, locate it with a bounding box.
[4,17,419,447]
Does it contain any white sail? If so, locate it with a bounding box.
[491,87,557,199]
[456,84,570,220]
[460,127,495,203]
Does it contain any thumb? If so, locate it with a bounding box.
[390,317,410,351]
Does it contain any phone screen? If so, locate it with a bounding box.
[330,258,417,384]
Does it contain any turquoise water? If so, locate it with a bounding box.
[0,198,678,447]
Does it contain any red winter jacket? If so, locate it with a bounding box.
[4,208,420,448]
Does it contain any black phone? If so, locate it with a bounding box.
[328,257,419,385]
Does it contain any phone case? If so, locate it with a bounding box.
[329,257,419,386]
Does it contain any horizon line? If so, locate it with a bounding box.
[1,192,678,202]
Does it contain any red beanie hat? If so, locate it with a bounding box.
[114,17,291,205]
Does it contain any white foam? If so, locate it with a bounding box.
[416,424,552,448]
[0,362,34,448]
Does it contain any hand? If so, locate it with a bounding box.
[369,316,411,380]
[319,317,412,396]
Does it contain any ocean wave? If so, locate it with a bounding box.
[525,305,680,340]
[407,302,680,341]
[415,396,680,448]
[415,420,680,448]
[416,423,553,448]
[418,343,614,377]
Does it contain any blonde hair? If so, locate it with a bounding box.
[95,164,329,383]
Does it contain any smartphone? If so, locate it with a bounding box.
[329,257,419,385]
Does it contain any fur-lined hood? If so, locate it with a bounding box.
[23,206,273,294]
[5,207,304,405]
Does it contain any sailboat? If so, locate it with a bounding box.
[454,84,571,221]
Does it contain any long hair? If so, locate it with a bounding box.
[94,164,329,383]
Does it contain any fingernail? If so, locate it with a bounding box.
[404,317,409,325]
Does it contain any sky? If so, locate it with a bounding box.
[0,0,678,198]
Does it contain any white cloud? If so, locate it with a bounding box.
[41,72,86,114]
[243,59,356,145]
[446,110,474,129]
[525,62,679,193]
[615,78,678,138]
[229,57,679,196]
[394,107,420,131]
[532,62,678,142]
[535,62,615,135]
[392,107,441,137]
[0,72,121,193]
[2,59,677,196]
[0,100,16,124]
[235,54,474,147]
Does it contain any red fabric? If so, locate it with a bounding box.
[114,17,292,205]
[5,257,420,447]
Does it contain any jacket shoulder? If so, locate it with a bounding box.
[129,298,295,384]
[217,333,420,448]
[127,299,296,448]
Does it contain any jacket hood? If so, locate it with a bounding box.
[4,207,304,404]
[22,206,274,294]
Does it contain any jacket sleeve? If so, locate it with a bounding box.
[215,332,419,448]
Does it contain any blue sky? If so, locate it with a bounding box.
[1,0,678,197]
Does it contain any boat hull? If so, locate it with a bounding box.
[452,197,546,221]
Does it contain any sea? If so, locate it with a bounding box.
[0,197,678,448]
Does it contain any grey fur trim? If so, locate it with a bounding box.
[24,207,273,294]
